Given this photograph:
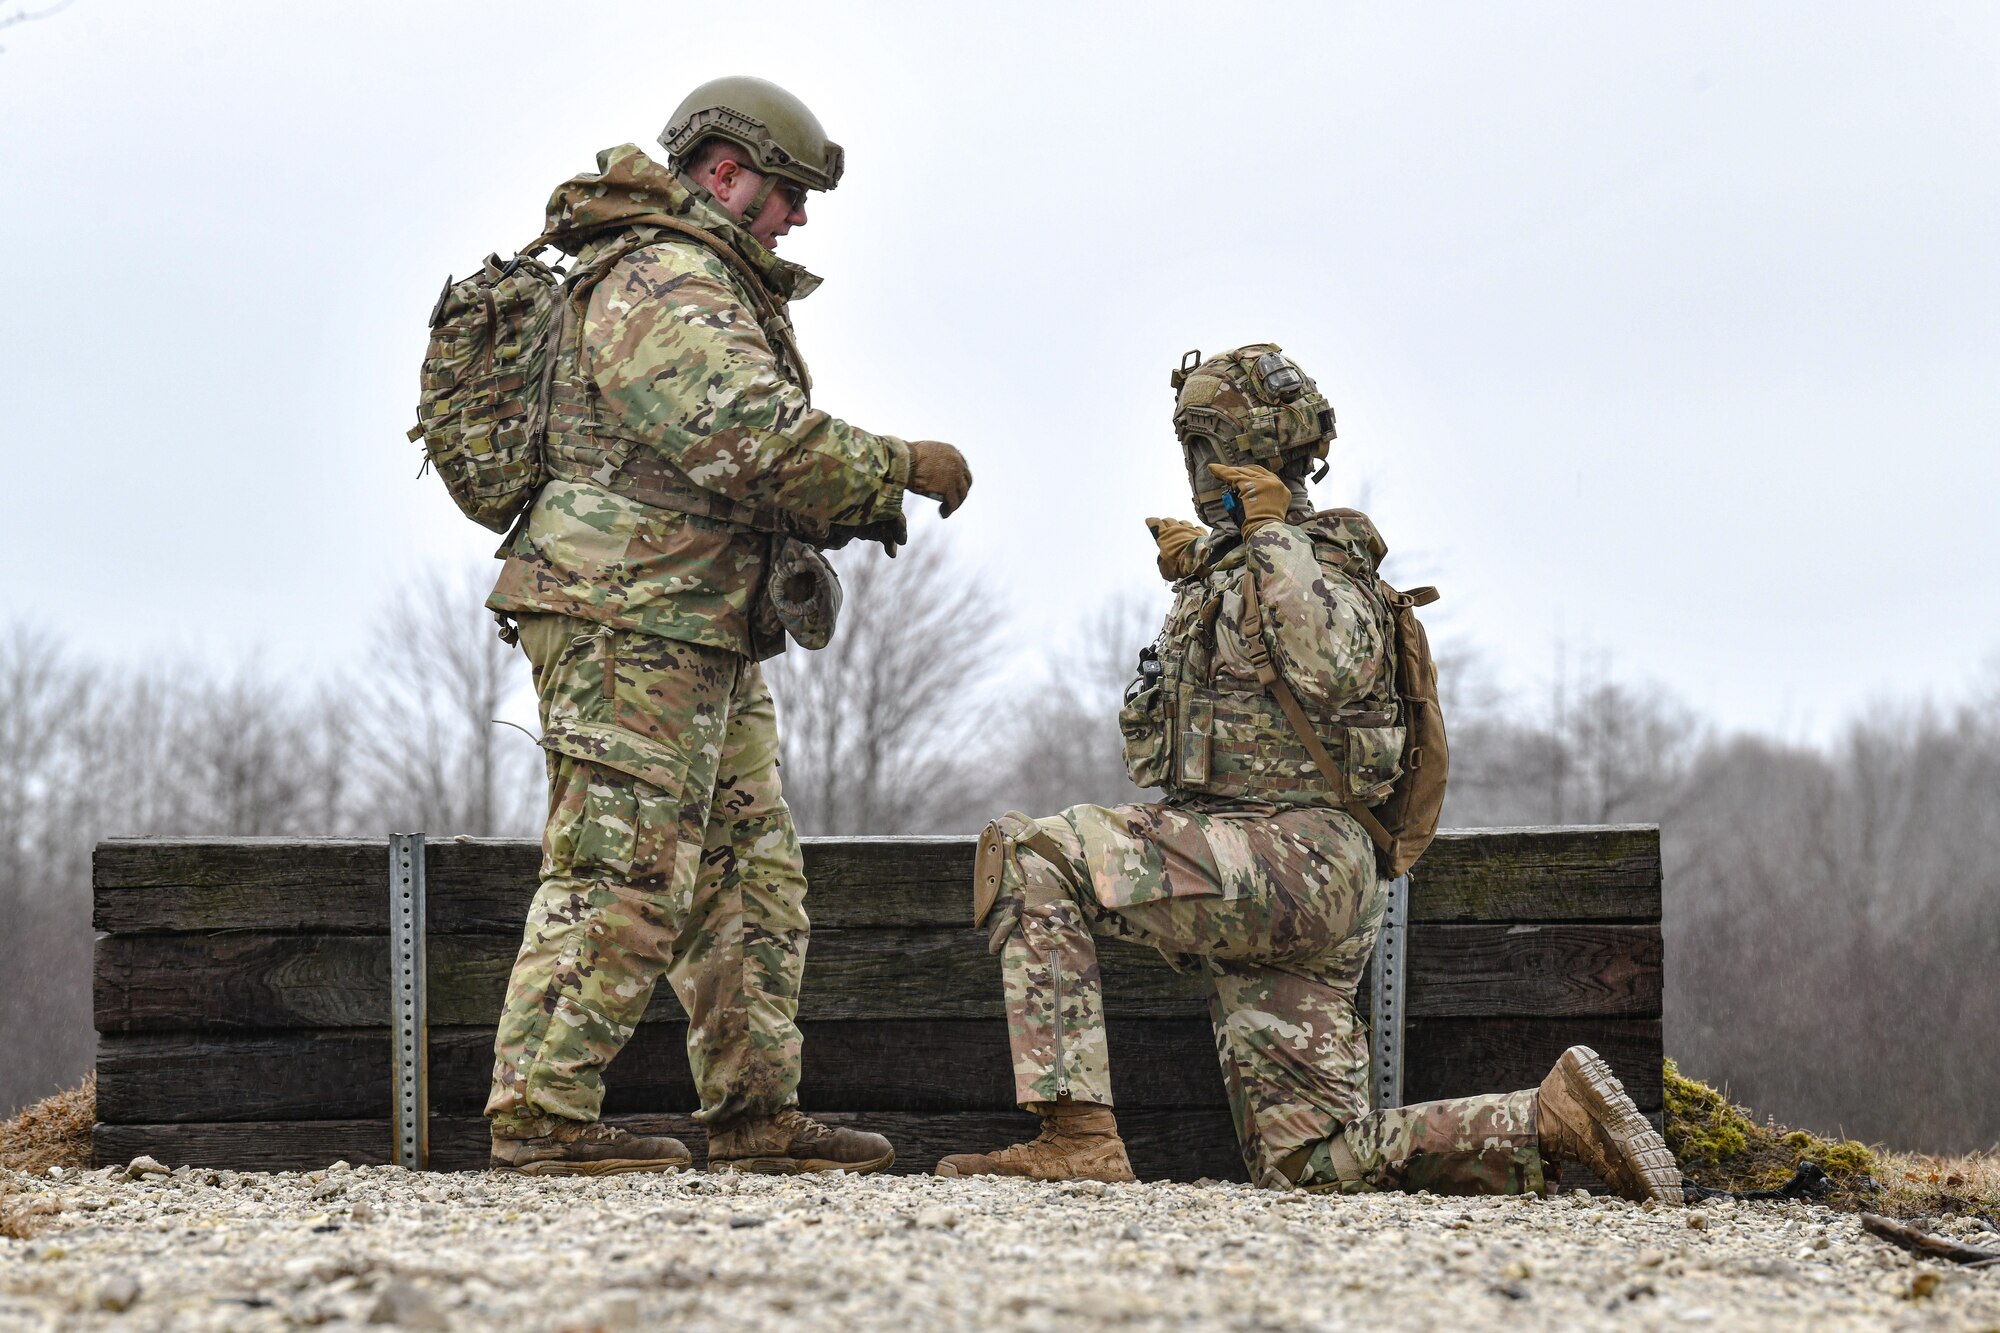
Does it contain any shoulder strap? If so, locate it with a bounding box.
[523,230,659,448]
[1239,561,1401,870]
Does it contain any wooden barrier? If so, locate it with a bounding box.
[92,826,1663,1179]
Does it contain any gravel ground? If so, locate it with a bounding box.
[3,1162,1997,1331]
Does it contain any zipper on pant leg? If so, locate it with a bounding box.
[1051,952,1069,1099]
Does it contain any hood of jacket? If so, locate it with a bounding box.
[540,143,821,302]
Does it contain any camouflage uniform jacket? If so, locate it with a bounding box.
[488,144,912,660]
[1120,511,1403,823]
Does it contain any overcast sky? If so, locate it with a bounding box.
[3,1,1995,738]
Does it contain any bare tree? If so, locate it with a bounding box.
[986,587,1165,818]
[0,626,99,1115]
[0,0,75,54]
[350,566,542,837]
[1668,701,2000,1153]
[766,539,1004,835]
[1441,649,1700,828]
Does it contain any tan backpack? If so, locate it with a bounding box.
[1240,566,1449,879]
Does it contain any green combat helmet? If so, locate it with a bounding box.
[660,76,845,214]
[1170,344,1336,518]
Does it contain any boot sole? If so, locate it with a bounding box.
[934,1160,1135,1183]
[710,1150,895,1176]
[490,1157,691,1177]
[1551,1046,1682,1205]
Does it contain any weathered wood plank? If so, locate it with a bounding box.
[95,923,1659,1033]
[91,930,1189,1029]
[1413,826,1660,922]
[93,1109,1251,1181]
[93,1021,1226,1122]
[1400,1017,1661,1108]
[96,1017,1660,1125]
[94,920,1656,1032]
[93,827,1660,934]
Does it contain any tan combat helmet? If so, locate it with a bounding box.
[660,76,845,202]
[1171,344,1336,515]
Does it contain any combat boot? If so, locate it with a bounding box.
[934,1101,1137,1183]
[488,1118,691,1176]
[707,1108,895,1175]
[1536,1045,1682,1204]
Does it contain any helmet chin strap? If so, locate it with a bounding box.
[740,172,781,225]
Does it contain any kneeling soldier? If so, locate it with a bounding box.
[937,346,1679,1203]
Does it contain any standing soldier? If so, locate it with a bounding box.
[483,77,973,1175]
[936,345,1678,1203]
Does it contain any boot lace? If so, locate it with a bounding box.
[568,1122,634,1145]
[772,1109,842,1148]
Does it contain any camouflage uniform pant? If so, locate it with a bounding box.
[996,801,1545,1195]
[486,612,808,1132]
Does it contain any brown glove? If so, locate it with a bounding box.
[1207,463,1291,534]
[1146,517,1207,581]
[908,440,973,517]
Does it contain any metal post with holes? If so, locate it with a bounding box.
[389,833,429,1170]
[1368,874,1410,1113]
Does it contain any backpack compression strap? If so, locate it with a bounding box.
[1238,561,1402,871]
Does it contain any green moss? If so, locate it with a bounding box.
[1783,1131,1875,1179]
[1663,1057,1751,1165]
[1664,1058,1877,1201]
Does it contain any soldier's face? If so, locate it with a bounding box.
[746,181,809,250]
[709,159,811,251]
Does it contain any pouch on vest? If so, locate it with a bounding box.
[1118,647,1172,790]
[1175,692,1214,788]
[1343,724,1406,802]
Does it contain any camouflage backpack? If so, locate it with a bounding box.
[408,247,570,533]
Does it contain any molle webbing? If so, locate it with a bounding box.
[1239,564,1402,871]
[1166,684,1384,806]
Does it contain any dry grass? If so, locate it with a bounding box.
[1870,1146,2000,1221]
[0,1073,94,1176]
[0,1075,97,1240]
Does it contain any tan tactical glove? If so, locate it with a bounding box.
[1207,462,1290,534]
[908,440,973,517]
[1146,517,1206,581]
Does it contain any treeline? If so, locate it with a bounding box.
[4,544,1995,1156]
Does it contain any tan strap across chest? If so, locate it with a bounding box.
[1238,559,1401,869]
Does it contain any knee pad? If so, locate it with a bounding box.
[973,811,1041,929]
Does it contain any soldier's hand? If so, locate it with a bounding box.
[829,516,906,558]
[908,440,973,518]
[1207,463,1290,533]
[1146,517,1206,581]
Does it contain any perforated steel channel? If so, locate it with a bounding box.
[1368,874,1410,1113]
[389,833,429,1169]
